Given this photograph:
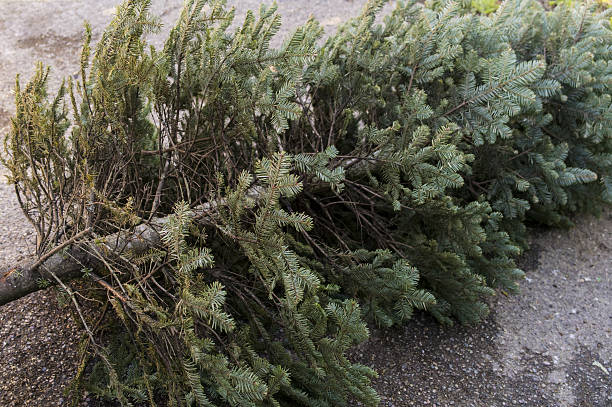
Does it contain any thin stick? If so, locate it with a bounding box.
[30,227,92,272]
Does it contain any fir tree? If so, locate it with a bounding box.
[1,0,610,404]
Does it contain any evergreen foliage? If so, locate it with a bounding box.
[2,0,610,405]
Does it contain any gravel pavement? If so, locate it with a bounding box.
[0,1,610,405]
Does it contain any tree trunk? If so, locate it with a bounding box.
[0,187,262,306]
[0,222,162,306]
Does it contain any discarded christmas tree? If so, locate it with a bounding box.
[1,0,610,405]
